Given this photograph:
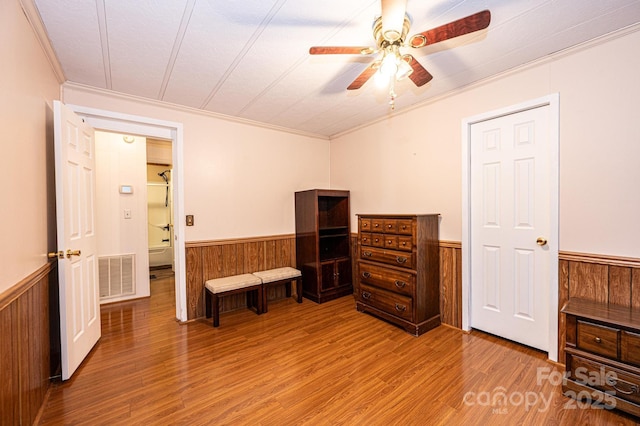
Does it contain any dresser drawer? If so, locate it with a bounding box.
[371,233,384,247]
[371,218,384,232]
[621,330,640,367]
[359,218,371,232]
[359,284,413,321]
[384,235,398,249]
[567,353,640,405]
[577,321,619,359]
[358,262,414,297]
[397,236,412,252]
[397,219,413,235]
[360,247,414,269]
[360,233,372,246]
[383,219,397,233]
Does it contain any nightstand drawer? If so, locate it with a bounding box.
[567,353,640,406]
[577,320,619,359]
[359,284,413,321]
[358,262,414,296]
[622,330,640,367]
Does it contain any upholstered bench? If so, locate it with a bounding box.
[252,267,302,313]
[204,274,263,327]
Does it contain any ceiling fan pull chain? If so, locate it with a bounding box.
[389,79,397,110]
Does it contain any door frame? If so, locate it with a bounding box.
[461,94,560,361]
[67,104,188,322]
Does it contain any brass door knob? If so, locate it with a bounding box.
[66,249,82,258]
[536,237,548,246]
[48,251,63,259]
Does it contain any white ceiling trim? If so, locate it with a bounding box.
[61,81,330,140]
[19,0,65,83]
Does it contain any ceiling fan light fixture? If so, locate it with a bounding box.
[395,58,413,81]
[380,51,399,78]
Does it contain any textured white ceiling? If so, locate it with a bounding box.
[33,0,640,138]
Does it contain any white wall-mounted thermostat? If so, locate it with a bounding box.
[119,185,133,194]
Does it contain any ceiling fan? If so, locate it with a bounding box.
[309,0,491,108]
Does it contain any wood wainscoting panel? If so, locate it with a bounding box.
[439,241,462,328]
[185,235,297,320]
[0,262,57,425]
[558,252,640,364]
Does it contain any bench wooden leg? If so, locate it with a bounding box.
[212,293,220,327]
[262,284,269,314]
[205,289,212,318]
[295,277,302,303]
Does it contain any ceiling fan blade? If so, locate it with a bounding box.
[403,55,433,87]
[347,63,379,90]
[309,46,375,55]
[381,0,408,42]
[409,10,491,48]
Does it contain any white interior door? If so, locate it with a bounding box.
[54,101,101,380]
[469,104,552,351]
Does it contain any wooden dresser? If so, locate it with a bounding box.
[562,298,640,417]
[355,214,440,336]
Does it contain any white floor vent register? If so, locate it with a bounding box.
[99,254,135,299]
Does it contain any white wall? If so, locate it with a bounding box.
[331,28,640,258]
[0,0,61,294]
[95,132,150,300]
[62,86,331,242]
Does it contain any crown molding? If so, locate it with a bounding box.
[61,82,330,141]
[19,0,65,83]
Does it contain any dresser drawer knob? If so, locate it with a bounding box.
[363,251,372,257]
[387,240,392,244]
[362,291,371,300]
[396,256,408,264]
[395,303,406,312]
[374,223,379,228]
[387,224,392,228]
[594,337,602,344]
[362,272,371,279]
[394,280,406,288]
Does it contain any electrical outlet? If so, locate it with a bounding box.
[124,209,132,219]
[186,215,194,226]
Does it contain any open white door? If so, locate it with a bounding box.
[53,101,101,380]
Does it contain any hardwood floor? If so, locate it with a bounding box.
[40,277,639,425]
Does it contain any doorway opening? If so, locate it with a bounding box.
[146,138,175,285]
[68,104,187,322]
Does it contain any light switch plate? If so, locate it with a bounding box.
[186,215,194,226]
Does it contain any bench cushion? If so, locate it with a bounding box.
[252,267,301,283]
[205,273,262,294]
